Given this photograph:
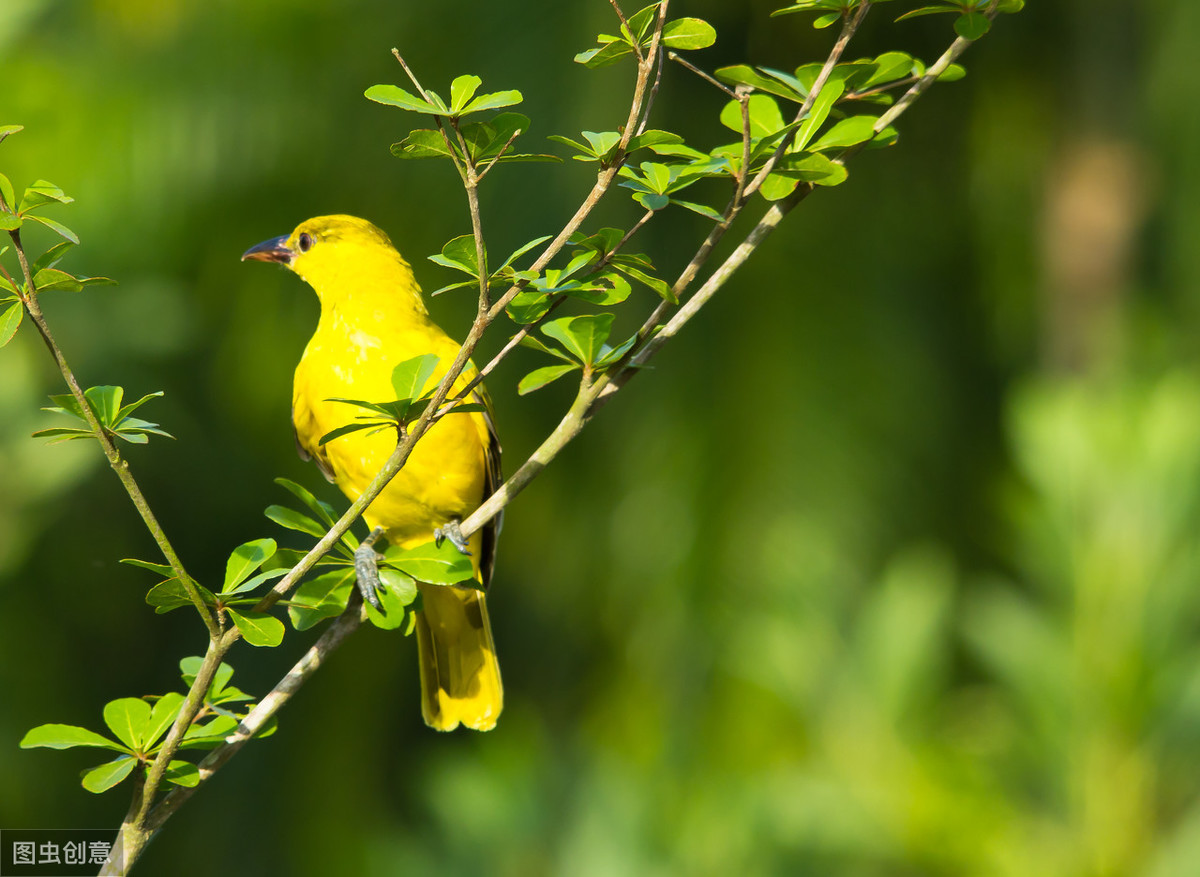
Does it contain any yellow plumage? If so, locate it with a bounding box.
[243,214,502,731]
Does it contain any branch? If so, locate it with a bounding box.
[143,598,368,836]
[104,19,680,867]
[6,229,217,637]
[744,0,872,199]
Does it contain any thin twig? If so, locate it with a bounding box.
[744,0,871,199]
[6,229,216,636]
[668,50,737,97]
[142,597,368,836]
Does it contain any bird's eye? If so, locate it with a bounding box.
[297,232,314,253]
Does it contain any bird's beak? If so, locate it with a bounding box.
[241,234,293,265]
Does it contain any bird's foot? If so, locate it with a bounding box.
[434,519,471,556]
[354,527,386,611]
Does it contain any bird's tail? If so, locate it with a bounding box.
[415,583,503,731]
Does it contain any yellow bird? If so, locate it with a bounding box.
[242,215,502,731]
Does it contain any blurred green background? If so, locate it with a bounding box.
[3,0,1198,874]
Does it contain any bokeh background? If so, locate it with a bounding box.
[2,0,1197,874]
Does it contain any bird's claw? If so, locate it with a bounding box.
[354,542,385,611]
[434,519,471,556]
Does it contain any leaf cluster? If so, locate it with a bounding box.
[33,385,172,445]
[19,659,271,794]
[573,3,716,67]
[771,0,1022,35]
[0,128,116,347]
[319,354,484,447]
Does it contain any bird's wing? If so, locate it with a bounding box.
[293,415,336,483]
[475,384,503,590]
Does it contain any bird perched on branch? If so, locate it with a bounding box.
[242,215,502,731]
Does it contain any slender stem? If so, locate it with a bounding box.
[7,229,216,637]
[143,597,368,836]
[445,205,656,406]
[104,4,1007,867]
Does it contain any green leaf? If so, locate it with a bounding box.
[595,333,639,369]
[146,578,217,614]
[937,63,967,82]
[429,234,484,276]
[288,570,354,631]
[20,724,128,752]
[672,199,725,221]
[896,4,960,22]
[719,94,785,138]
[759,173,800,200]
[771,0,844,16]
[714,65,808,103]
[23,214,78,243]
[30,241,75,273]
[121,558,175,577]
[19,179,73,212]
[163,760,201,787]
[365,568,419,630]
[319,420,389,446]
[814,11,841,27]
[661,17,716,50]
[364,84,443,114]
[627,130,685,153]
[506,289,552,324]
[574,40,635,68]
[955,11,990,39]
[793,79,845,151]
[0,171,14,209]
[0,213,21,231]
[462,89,523,115]
[613,262,675,303]
[33,267,82,292]
[103,698,152,750]
[568,272,632,306]
[264,504,325,539]
[634,192,671,211]
[221,567,287,596]
[384,539,475,585]
[0,302,21,348]
[811,115,879,151]
[228,608,286,647]
[777,151,849,186]
[864,51,918,88]
[497,235,552,273]
[449,74,482,113]
[222,538,277,593]
[83,385,121,426]
[179,657,236,700]
[144,692,185,748]
[542,314,615,367]
[275,477,338,528]
[391,354,441,402]
[82,757,137,794]
[112,391,165,424]
[0,124,23,145]
[180,715,239,749]
[583,130,621,161]
[518,363,579,395]
[623,3,660,42]
[390,129,456,160]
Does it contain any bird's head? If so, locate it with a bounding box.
[242,215,423,310]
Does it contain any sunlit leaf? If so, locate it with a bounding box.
[20,724,128,752]
[227,609,285,647]
[518,363,579,395]
[82,757,137,794]
[103,697,151,750]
